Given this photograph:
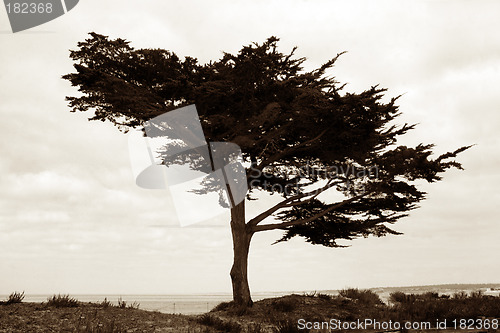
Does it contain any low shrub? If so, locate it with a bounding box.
[246,322,266,333]
[316,293,332,300]
[470,290,484,298]
[211,301,234,312]
[389,291,418,304]
[339,288,383,306]
[100,297,112,308]
[271,298,296,313]
[46,294,79,308]
[113,297,139,309]
[75,316,126,333]
[117,297,127,309]
[388,291,500,323]
[273,319,310,333]
[452,291,468,300]
[197,313,242,332]
[6,291,25,304]
[127,301,140,309]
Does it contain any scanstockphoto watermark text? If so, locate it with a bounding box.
[298,319,433,331]
[3,0,80,33]
[129,104,380,226]
[297,318,500,331]
[248,161,379,196]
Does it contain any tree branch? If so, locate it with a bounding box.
[251,192,371,232]
[255,129,327,171]
[246,180,343,228]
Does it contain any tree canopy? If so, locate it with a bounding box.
[63,32,470,247]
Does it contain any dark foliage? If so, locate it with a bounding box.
[388,291,500,324]
[2,291,25,305]
[63,33,470,247]
[339,288,384,306]
[271,298,297,312]
[211,301,234,312]
[273,319,310,333]
[46,294,79,308]
[197,313,242,333]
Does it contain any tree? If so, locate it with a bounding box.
[63,33,470,308]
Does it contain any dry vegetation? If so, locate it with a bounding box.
[1,290,500,332]
[208,289,500,332]
[0,295,215,333]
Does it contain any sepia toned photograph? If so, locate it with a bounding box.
[1,1,499,332]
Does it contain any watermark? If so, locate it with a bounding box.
[247,161,378,197]
[128,104,379,226]
[3,0,79,33]
[298,318,433,331]
[128,104,247,227]
[297,318,500,330]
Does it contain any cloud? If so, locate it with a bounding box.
[1,0,499,294]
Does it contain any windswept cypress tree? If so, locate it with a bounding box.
[63,33,470,307]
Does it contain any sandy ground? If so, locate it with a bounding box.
[0,302,214,332]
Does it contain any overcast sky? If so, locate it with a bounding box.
[1,0,499,295]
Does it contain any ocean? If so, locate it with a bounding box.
[3,284,499,315]
[0,292,292,315]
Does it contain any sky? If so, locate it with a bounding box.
[0,0,499,295]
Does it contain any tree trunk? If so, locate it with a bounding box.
[230,200,254,308]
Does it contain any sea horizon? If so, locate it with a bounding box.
[3,283,500,315]
[0,291,293,314]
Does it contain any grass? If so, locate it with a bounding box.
[116,297,139,309]
[0,301,217,332]
[197,313,242,332]
[46,294,80,308]
[100,297,112,308]
[2,290,500,332]
[270,298,296,313]
[388,290,500,323]
[210,300,234,312]
[273,319,310,333]
[338,287,384,306]
[210,289,500,331]
[5,291,25,304]
[95,297,140,310]
[302,291,332,300]
[74,314,127,333]
[0,291,26,305]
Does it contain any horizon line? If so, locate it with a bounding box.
[4,282,500,297]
